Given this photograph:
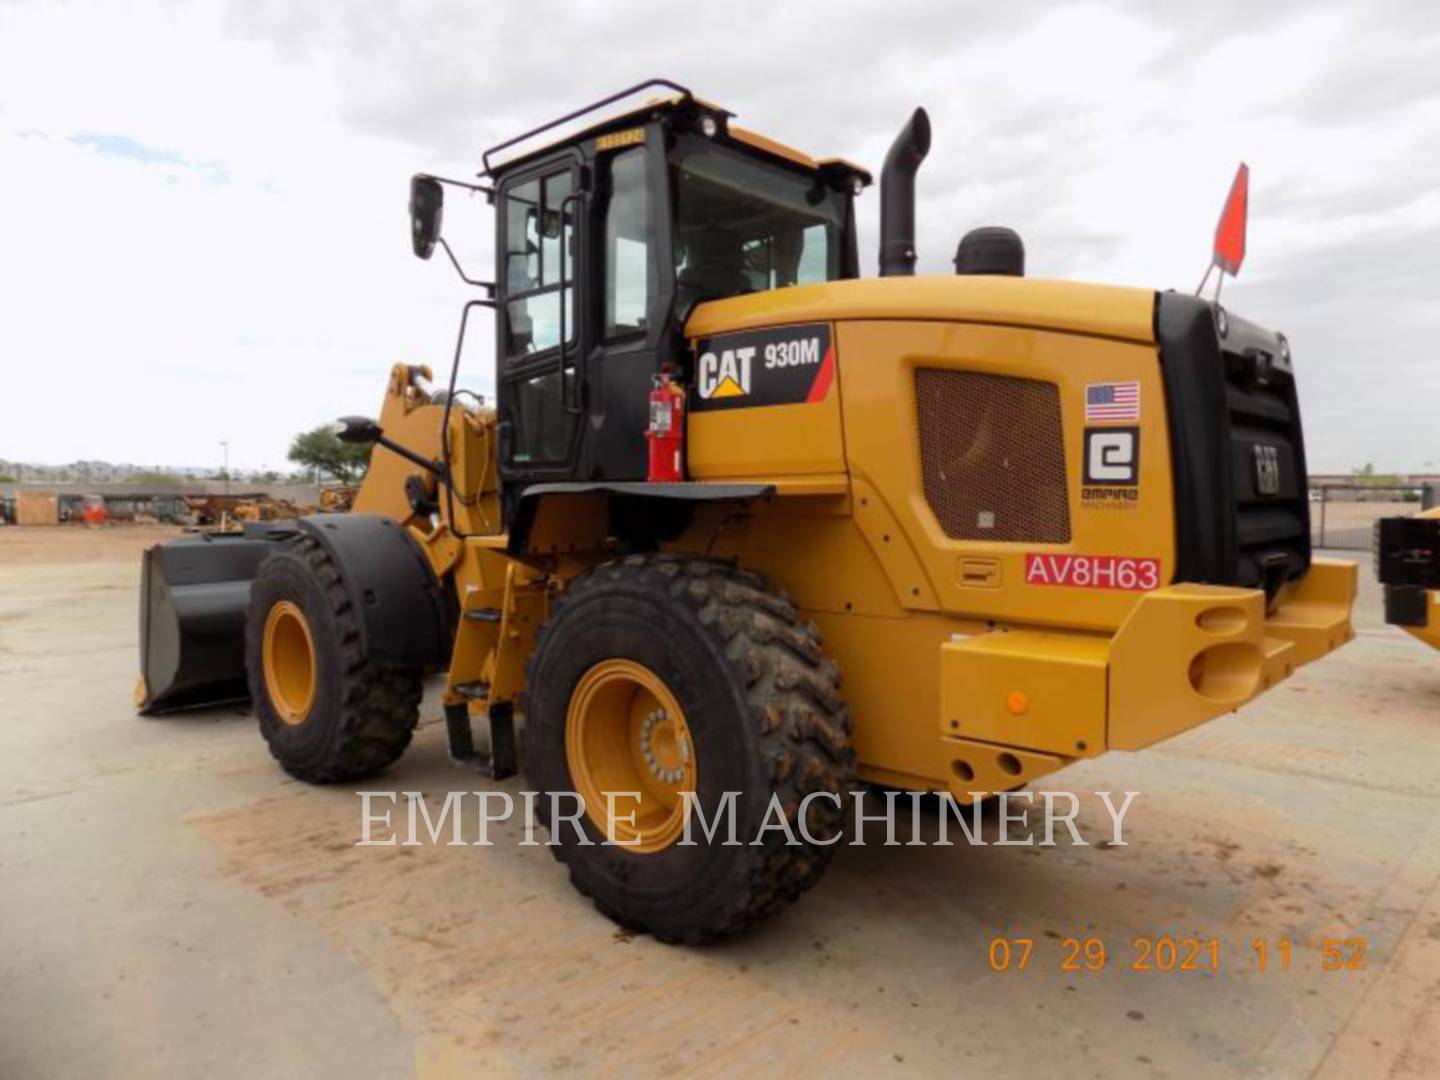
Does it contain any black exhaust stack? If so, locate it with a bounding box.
[878,108,931,277]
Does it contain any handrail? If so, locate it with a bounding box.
[557,193,582,415]
[481,78,695,177]
[439,299,495,539]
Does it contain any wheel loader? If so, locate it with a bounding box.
[1376,504,1440,652]
[136,80,1356,942]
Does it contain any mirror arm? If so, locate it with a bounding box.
[437,238,496,298]
[416,170,495,290]
[423,173,494,202]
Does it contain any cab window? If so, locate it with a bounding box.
[674,146,843,310]
[604,147,651,339]
[504,170,575,360]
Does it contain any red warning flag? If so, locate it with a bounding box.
[1213,163,1249,276]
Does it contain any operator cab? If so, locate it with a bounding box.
[410,80,869,519]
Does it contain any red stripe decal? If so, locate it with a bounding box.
[806,345,836,403]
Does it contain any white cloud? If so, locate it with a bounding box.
[2,0,1438,471]
[0,0,485,472]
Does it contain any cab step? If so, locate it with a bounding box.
[453,680,490,701]
[444,701,517,780]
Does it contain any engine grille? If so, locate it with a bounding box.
[915,368,1071,543]
[1157,294,1312,593]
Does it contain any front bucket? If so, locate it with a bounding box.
[136,527,289,713]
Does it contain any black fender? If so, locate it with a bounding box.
[507,481,775,556]
[295,514,451,670]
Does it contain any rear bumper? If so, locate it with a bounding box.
[936,559,1356,797]
[1108,557,1356,749]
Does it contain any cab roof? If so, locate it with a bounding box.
[480,79,872,187]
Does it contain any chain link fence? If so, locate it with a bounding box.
[1311,484,1436,550]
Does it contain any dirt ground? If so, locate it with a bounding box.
[2,525,1439,1079]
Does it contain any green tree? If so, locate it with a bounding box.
[288,425,373,484]
[1351,462,1399,487]
[0,474,16,483]
[132,470,183,487]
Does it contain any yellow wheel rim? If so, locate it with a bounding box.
[262,600,317,726]
[565,659,696,854]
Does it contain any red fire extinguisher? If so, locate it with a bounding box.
[645,366,686,483]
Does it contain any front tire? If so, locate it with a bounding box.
[245,534,422,783]
[522,555,855,943]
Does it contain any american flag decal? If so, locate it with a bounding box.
[1085,381,1140,422]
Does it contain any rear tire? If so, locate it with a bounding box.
[522,554,855,943]
[245,534,422,783]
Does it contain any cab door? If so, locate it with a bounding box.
[495,152,584,481]
[574,140,670,482]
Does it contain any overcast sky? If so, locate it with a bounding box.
[2,0,1437,473]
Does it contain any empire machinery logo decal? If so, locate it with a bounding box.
[693,323,836,411]
[1082,426,1140,509]
[1082,381,1142,510]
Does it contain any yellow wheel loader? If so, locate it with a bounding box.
[137,80,1356,942]
[1376,506,1440,651]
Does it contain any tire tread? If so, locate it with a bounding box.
[247,535,421,783]
[523,553,855,943]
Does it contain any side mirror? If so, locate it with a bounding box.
[331,416,382,444]
[409,175,444,259]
